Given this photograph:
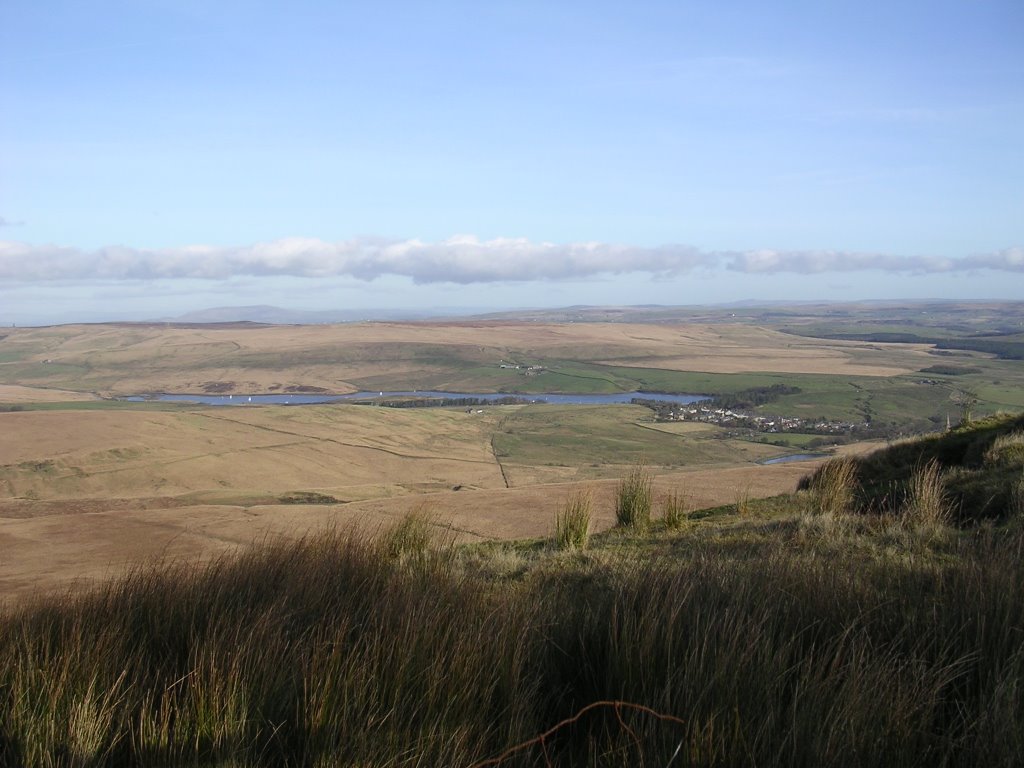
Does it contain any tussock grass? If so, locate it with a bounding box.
[6,433,1024,766]
[378,505,445,561]
[807,455,857,516]
[615,463,652,530]
[554,490,592,551]
[1010,471,1024,518]
[984,430,1024,467]
[0,521,1023,765]
[661,490,689,529]
[903,459,951,527]
[800,412,1024,522]
[734,484,753,516]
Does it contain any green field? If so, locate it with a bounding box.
[491,404,777,471]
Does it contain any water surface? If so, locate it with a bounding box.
[760,453,829,465]
[125,390,706,406]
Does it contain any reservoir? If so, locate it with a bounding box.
[759,453,829,465]
[124,391,707,406]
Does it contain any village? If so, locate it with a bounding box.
[636,398,867,437]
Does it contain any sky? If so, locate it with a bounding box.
[1,0,1022,323]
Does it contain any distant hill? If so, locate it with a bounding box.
[163,305,483,324]
[57,298,1024,328]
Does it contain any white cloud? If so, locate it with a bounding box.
[962,247,1024,271]
[0,237,1020,284]
[722,249,958,274]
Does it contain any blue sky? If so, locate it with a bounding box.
[1,1,1022,323]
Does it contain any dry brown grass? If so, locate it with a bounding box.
[903,459,951,527]
[553,489,592,550]
[0,320,931,398]
[0,385,98,403]
[0,460,827,602]
[7,523,1024,765]
[593,323,932,376]
[807,456,858,516]
[0,320,912,603]
[0,406,503,501]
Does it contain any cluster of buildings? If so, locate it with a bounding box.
[498,361,546,376]
[648,402,864,436]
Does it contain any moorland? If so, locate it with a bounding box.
[0,301,1023,765]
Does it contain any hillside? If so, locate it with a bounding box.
[801,411,1024,522]
[1,414,1022,765]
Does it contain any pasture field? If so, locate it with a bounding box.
[491,404,780,485]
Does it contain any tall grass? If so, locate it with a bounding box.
[984,430,1024,467]
[554,490,592,550]
[2,520,1024,765]
[834,411,1024,523]
[734,484,753,516]
[661,490,689,529]
[807,455,857,516]
[1010,471,1024,518]
[615,463,652,530]
[378,505,446,562]
[903,459,951,526]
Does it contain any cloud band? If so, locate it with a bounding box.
[0,237,1020,284]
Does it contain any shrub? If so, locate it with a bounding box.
[918,364,982,376]
[615,464,652,530]
[554,490,592,550]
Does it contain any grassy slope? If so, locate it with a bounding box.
[0,403,788,504]
[0,405,506,502]
[802,411,1024,522]
[1,416,1023,766]
[492,404,776,476]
